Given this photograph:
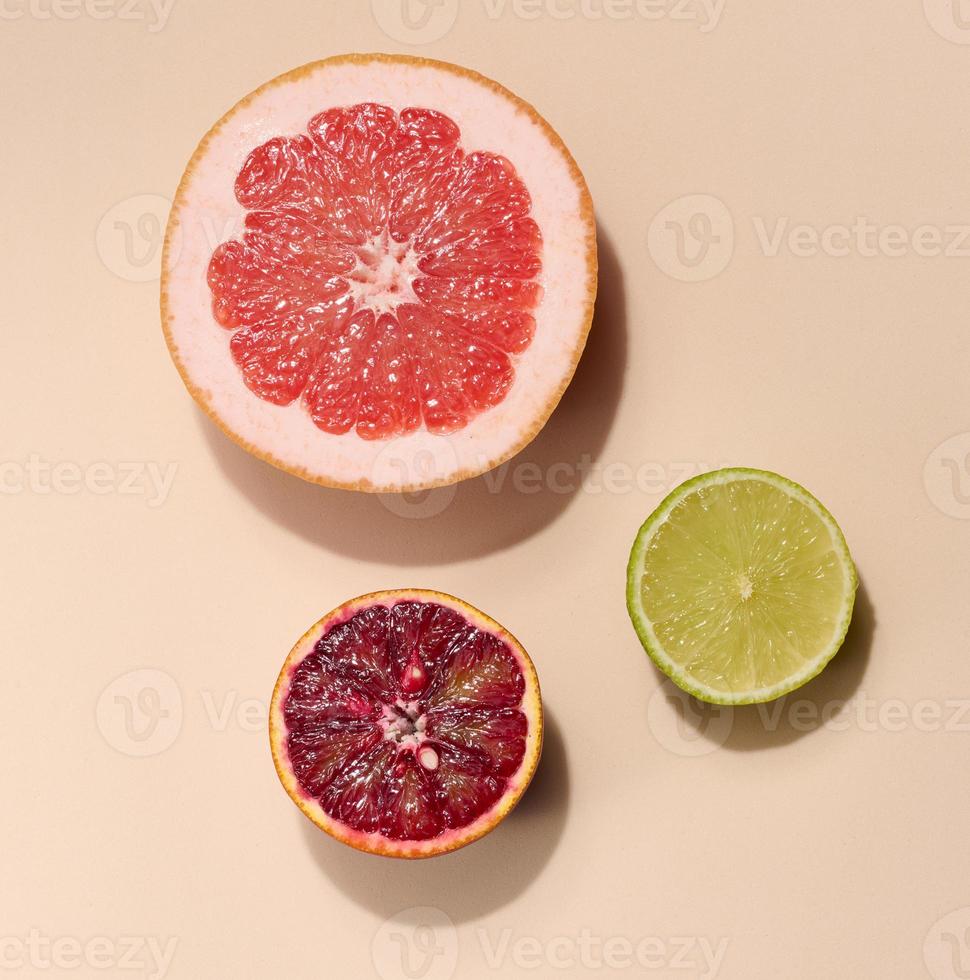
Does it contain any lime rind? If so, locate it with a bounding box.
[626,467,858,706]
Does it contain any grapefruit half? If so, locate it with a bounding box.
[162,54,597,492]
[269,590,542,858]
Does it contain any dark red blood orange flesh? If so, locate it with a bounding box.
[207,104,543,440]
[270,591,542,858]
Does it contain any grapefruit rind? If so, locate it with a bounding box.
[161,54,597,492]
[269,589,543,858]
[626,468,858,706]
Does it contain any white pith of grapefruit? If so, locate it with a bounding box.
[162,54,597,492]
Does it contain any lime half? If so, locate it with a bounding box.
[627,468,857,705]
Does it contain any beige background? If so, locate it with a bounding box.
[3,2,970,978]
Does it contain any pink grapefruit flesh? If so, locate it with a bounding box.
[269,590,542,858]
[208,106,541,438]
[162,55,596,492]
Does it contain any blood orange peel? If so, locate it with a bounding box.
[269,590,542,858]
[162,54,596,492]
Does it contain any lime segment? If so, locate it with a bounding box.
[627,468,857,705]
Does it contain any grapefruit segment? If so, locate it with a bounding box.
[397,304,514,433]
[243,211,356,273]
[420,215,543,280]
[414,152,532,254]
[270,590,542,858]
[233,136,310,211]
[162,55,596,491]
[388,109,463,243]
[354,312,422,440]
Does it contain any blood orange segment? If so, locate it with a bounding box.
[206,103,541,440]
[269,591,542,858]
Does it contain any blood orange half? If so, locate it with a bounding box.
[269,590,542,858]
[162,54,596,492]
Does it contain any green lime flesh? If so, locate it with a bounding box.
[626,468,857,705]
